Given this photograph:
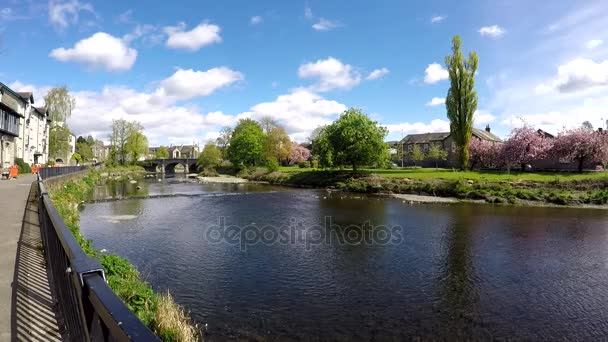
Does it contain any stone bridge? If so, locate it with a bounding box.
[139,158,198,174]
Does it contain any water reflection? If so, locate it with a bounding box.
[80,179,608,340]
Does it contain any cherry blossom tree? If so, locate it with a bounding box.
[552,128,608,172]
[501,126,553,171]
[289,143,311,164]
[468,138,501,169]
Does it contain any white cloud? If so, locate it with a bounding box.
[312,18,339,31]
[474,110,496,125]
[298,57,361,91]
[425,97,445,106]
[164,22,222,51]
[246,88,347,141]
[535,58,608,94]
[48,0,95,29]
[49,32,137,72]
[431,15,446,23]
[116,9,133,24]
[424,63,448,84]
[586,39,603,50]
[122,24,160,44]
[385,119,450,139]
[158,67,244,101]
[250,15,263,25]
[478,25,506,38]
[304,5,313,19]
[366,68,389,80]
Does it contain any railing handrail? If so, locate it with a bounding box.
[38,166,160,341]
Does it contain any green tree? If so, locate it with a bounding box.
[215,126,232,160]
[445,35,478,170]
[76,136,87,144]
[411,145,425,166]
[75,141,93,161]
[264,126,292,164]
[325,108,388,170]
[311,126,333,168]
[109,119,134,164]
[86,135,95,146]
[49,125,72,160]
[155,146,169,159]
[227,119,265,167]
[125,127,148,162]
[197,144,222,170]
[427,144,448,168]
[71,152,82,165]
[44,86,76,123]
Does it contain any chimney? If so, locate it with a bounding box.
[599,127,603,133]
[485,124,491,133]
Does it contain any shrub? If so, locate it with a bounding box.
[266,157,279,172]
[15,158,32,173]
[298,161,308,168]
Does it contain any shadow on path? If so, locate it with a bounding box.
[10,182,62,341]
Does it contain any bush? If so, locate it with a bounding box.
[298,161,308,168]
[266,157,279,172]
[14,158,32,173]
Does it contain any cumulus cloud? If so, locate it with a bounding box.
[298,57,361,91]
[431,15,446,23]
[424,63,448,84]
[366,68,389,80]
[250,15,263,25]
[586,39,603,49]
[49,32,137,71]
[164,22,222,51]
[312,18,339,31]
[385,119,450,139]
[474,110,496,125]
[245,88,347,141]
[48,0,96,29]
[158,67,244,101]
[478,25,506,38]
[425,97,445,106]
[535,58,608,94]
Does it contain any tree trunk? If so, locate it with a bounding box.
[521,163,526,172]
[578,157,585,173]
[352,163,357,171]
[458,144,469,171]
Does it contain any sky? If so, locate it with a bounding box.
[1,0,608,146]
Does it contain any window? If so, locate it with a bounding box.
[0,108,20,136]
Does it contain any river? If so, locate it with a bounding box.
[80,177,608,340]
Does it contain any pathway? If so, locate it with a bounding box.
[0,175,61,341]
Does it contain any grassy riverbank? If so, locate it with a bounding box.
[246,167,608,206]
[48,168,198,341]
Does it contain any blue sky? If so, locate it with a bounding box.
[1,0,608,145]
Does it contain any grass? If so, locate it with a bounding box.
[48,169,198,341]
[278,165,608,182]
[254,166,608,206]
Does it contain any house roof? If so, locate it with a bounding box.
[168,145,198,154]
[472,128,502,142]
[17,92,34,103]
[34,106,47,116]
[400,127,502,144]
[400,132,451,144]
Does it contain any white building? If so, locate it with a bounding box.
[0,83,50,169]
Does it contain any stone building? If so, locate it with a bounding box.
[400,126,502,168]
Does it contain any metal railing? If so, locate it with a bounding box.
[37,166,159,341]
[38,165,90,180]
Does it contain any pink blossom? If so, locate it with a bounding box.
[552,128,608,172]
[468,138,501,168]
[501,126,553,170]
[289,143,311,164]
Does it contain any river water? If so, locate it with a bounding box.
[80,178,608,340]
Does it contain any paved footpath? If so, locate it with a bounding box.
[0,175,61,341]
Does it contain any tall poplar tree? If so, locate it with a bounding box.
[445,35,478,170]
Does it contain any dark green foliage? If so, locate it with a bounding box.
[14,158,32,173]
[298,161,308,168]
